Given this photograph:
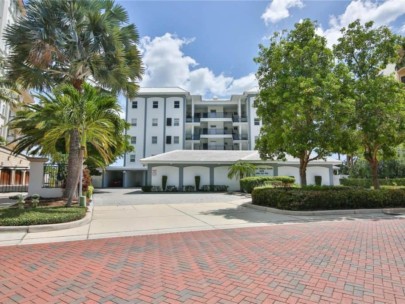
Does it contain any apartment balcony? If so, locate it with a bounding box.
[232,134,249,140]
[200,129,233,138]
[232,115,248,123]
[185,134,200,140]
[186,116,200,123]
[195,145,237,151]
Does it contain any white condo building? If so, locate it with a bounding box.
[100,87,341,189]
[106,87,262,187]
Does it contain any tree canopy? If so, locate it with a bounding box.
[334,20,405,189]
[254,19,353,186]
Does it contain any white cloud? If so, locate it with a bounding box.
[317,0,405,47]
[400,23,405,33]
[140,33,258,97]
[261,0,304,25]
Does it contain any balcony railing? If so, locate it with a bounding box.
[201,112,233,119]
[232,116,248,122]
[185,134,201,140]
[232,134,248,140]
[194,145,237,150]
[201,129,232,135]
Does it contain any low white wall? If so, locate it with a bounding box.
[151,166,179,188]
[214,166,239,191]
[307,166,330,185]
[92,175,102,188]
[278,166,300,185]
[183,166,209,189]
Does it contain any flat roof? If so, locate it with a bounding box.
[138,87,189,94]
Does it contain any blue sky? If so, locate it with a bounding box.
[118,0,405,98]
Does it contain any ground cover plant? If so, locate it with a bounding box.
[0,206,86,226]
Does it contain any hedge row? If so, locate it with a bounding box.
[340,178,405,188]
[141,185,229,192]
[252,187,405,211]
[240,176,295,193]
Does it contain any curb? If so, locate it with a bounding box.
[243,203,405,216]
[0,206,93,233]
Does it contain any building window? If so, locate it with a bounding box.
[152,136,157,144]
[174,101,180,108]
[174,136,179,144]
[174,118,180,126]
[131,118,137,126]
[166,136,172,144]
[131,136,136,144]
[166,118,172,126]
[153,101,158,109]
[132,101,137,109]
[254,118,260,126]
[130,154,136,162]
[152,118,158,126]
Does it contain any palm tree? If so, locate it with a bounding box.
[227,162,257,180]
[5,0,143,203]
[10,83,132,205]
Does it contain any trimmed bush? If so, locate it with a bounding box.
[240,176,295,193]
[201,185,229,192]
[162,175,168,191]
[252,187,405,211]
[141,186,153,192]
[340,178,405,188]
[0,207,87,226]
[314,176,322,186]
[195,176,201,191]
[184,185,195,192]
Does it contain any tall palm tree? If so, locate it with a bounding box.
[10,83,132,205]
[5,0,143,203]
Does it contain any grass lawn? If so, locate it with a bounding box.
[0,207,87,226]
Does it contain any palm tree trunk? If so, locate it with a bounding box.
[64,129,81,206]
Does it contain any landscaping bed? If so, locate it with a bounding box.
[252,186,405,211]
[0,206,87,226]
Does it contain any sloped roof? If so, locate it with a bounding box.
[138,87,189,94]
[140,150,341,165]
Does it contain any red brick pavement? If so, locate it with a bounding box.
[1,219,405,303]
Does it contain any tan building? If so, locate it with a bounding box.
[0,146,29,191]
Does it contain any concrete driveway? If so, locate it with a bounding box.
[0,188,397,246]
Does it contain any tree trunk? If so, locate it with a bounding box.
[64,129,81,206]
[369,159,380,189]
[299,158,308,187]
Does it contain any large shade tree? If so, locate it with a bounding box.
[334,20,405,189]
[254,19,353,186]
[5,0,143,203]
[10,83,132,205]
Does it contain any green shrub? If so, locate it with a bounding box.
[86,185,94,198]
[17,194,25,210]
[31,194,40,208]
[240,176,295,193]
[340,178,405,188]
[200,185,229,192]
[142,186,152,192]
[252,187,405,211]
[195,176,201,191]
[0,207,87,226]
[184,185,195,192]
[162,175,168,191]
[314,176,322,186]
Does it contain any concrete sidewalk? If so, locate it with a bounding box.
[0,191,399,246]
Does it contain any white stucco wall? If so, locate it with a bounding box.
[91,176,102,188]
[278,166,300,185]
[28,159,64,198]
[307,166,330,185]
[183,166,210,188]
[151,166,179,188]
[214,166,239,191]
[164,97,184,152]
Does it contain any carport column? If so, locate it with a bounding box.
[329,165,334,186]
[273,164,278,177]
[122,171,127,188]
[179,166,184,190]
[210,166,214,185]
[147,165,152,186]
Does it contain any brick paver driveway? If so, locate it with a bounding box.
[1,219,405,303]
